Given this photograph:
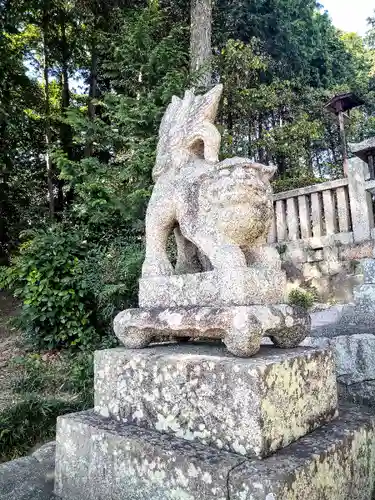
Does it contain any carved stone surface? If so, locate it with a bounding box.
[55,406,375,500]
[0,443,56,500]
[228,405,375,500]
[94,345,337,458]
[114,304,310,357]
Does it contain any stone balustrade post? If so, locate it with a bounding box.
[347,156,374,242]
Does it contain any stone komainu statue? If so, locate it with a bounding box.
[142,84,279,279]
[113,84,310,358]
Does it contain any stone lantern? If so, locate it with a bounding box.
[325,92,365,176]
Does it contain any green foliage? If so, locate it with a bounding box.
[0,4,187,349]
[81,241,144,331]
[0,349,94,462]
[288,288,315,310]
[272,176,324,193]
[54,5,188,241]
[0,227,144,348]
[214,0,368,88]
[12,351,94,407]
[215,39,355,177]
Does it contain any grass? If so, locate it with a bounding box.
[0,395,85,462]
[0,350,94,462]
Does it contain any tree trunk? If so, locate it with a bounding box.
[227,93,233,155]
[42,9,55,217]
[257,113,265,163]
[190,0,212,87]
[58,7,72,213]
[247,119,252,157]
[0,101,11,262]
[84,46,98,158]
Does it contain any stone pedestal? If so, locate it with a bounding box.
[94,345,337,458]
[54,343,375,499]
[115,264,310,358]
[138,268,287,308]
[114,305,311,357]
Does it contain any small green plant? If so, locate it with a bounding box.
[12,351,94,406]
[276,243,288,256]
[0,349,95,462]
[288,288,315,310]
[272,176,323,194]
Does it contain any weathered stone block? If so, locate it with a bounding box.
[113,304,311,357]
[338,240,374,261]
[302,334,375,385]
[139,269,287,309]
[354,284,375,310]
[0,454,55,500]
[55,407,375,500]
[339,380,375,407]
[307,248,324,262]
[54,411,244,500]
[361,258,375,283]
[95,345,337,458]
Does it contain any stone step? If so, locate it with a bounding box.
[55,405,375,500]
[94,344,338,458]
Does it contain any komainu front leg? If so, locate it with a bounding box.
[248,245,282,272]
[191,233,247,272]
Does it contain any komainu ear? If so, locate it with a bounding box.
[249,163,276,181]
[261,164,277,181]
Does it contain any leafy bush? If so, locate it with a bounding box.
[288,288,315,310]
[0,350,95,462]
[81,240,144,335]
[0,228,99,349]
[0,227,143,349]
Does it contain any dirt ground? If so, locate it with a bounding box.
[0,291,22,412]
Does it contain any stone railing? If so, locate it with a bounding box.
[268,156,375,248]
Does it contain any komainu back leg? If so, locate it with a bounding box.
[174,226,202,275]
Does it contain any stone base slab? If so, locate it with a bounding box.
[139,268,287,308]
[55,406,375,500]
[94,345,337,458]
[54,411,245,500]
[229,405,375,500]
[0,442,56,500]
[114,304,311,357]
